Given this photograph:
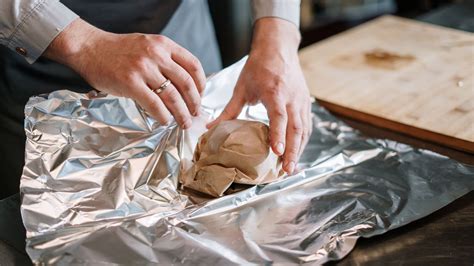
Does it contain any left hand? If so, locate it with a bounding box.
[207,18,312,174]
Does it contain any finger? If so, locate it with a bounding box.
[152,77,193,129]
[133,81,172,126]
[298,103,311,159]
[263,98,288,156]
[299,97,313,153]
[206,89,245,129]
[307,100,313,138]
[161,61,201,116]
[170,43,206,94]
[283,106,303,174]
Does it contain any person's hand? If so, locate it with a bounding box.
[207,18,312,174]
[44,19,206,129]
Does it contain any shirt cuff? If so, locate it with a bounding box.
[251,0,301,28]
[7,0,78,63]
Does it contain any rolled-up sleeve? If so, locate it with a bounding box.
[251,0,301,28]
[0,0,78,63]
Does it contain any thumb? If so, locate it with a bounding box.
[206,93,245,129]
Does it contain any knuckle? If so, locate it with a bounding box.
[292,124,303,134]
[265,87,284,100]
[180,74,194,92]
[138,34,156,50]
[222,107,234,117]
[147,36,171,59]
[301,128,308,138]
[271,107,286,119]
[189,56,202,72]
[122,71,138,85]
[147,98,162,115]
[154,35,169,45]
[133,57,148,71]
[271,76,286,91]
[191,98,200,109]
[163,90,180,105]
[136,33,149,42]
[167,95,179,106]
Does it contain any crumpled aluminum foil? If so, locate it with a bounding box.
[21,57,474,265]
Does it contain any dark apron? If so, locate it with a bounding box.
[0,0,222,198]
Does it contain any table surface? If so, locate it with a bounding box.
[299,15,474,153]
[1,3,473,266]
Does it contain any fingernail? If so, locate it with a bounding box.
[276,142,284,155]
[194,109,201,117]
[206,120,218,129]
[183,120,192,129]
[286,161,295,173]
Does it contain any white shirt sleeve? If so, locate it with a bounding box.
[251,0,301,28]
[0,0,78,63]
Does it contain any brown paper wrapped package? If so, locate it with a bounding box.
[180,120,284,197]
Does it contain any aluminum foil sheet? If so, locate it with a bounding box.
[21,57,474,265]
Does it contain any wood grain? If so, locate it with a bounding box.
[299,15,474,153]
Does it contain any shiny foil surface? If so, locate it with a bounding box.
[21,57,474,265]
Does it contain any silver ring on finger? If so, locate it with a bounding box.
[153,79,171,94]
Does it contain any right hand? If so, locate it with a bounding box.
[44,18,206,129]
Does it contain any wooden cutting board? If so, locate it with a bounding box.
[300,15,474,153]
